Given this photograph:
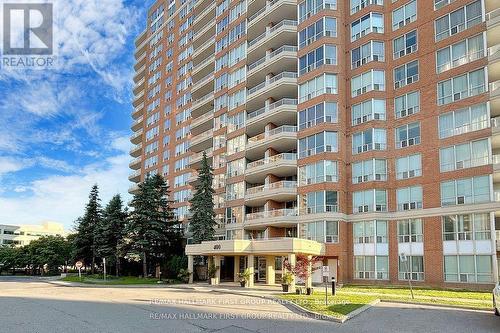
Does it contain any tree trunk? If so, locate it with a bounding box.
[91,251,95,275]
[115,254,120,277]
[142,252,147,278]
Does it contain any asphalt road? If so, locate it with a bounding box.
[0,277,498,333]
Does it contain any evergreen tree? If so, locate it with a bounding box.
[189,152,216,244]
[127,174,182,278]
[73,184,102,274]
[95,194,128,276]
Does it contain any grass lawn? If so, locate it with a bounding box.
[61,274,179,285]
[279,285,492,318]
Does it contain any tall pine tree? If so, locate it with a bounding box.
[73,184,102,274]
[95,194,128,276]
[189,152,216,244]
[127,174,182,278]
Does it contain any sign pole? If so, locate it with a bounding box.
[400,253,414,299]
[103,258,107,282]
[78,267,81,281]
[322,265,330,305]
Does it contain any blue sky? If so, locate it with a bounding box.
[0,0,156,230]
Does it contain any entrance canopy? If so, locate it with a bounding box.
[185,237,324,256]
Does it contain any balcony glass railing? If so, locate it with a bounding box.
[247,125,297,144]
[246,208,298,221]
[191,129,213,145]
[248,20,297,47]
[191,148,213,162]
[192,92,214,109]
[248,45,297,71]
[247,153,297,169]
[248,72,297,95]
[192,110,214,127]
[246,181,297,195]
[247,98,297,120]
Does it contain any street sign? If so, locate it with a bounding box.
[75,261,83,269]
[322,266,330,277]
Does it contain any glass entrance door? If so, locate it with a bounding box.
[257,257,266,282]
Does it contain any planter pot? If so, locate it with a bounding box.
[306,287,313,295]
[282,284,289,293]
[240,281,246,287]
[210,278,217,285]
[295,288,301,295]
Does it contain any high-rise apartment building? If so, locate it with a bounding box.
[130,0,500,288]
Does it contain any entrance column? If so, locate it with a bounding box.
[287,253,296,291]
[187,255,194,284]
[305,255,312,289]
[247,254,255,288]
[213,256,221,285]
[234,255,240,282]
[265,256,275,285]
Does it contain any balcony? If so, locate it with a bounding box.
[129,170,141,183]
[133,64,146,83]
[247,20,297,63]
[192,37,215,63]
[190,148,214,167]
[130,128,143,145]
[193,1,215,31]
[247,72,297,110]
[129,157,141,170]
[193,20,215,49]
[496,230,500,251]
[128,183,140,194]
[192,72,214,98]
[132,103,144,119]
[246,153,297,183]
[245,208,298,228]
[191,109,214,136]
[245,181,297,206]
[246,125,297,160]
[131,115,144,132]
[246,98,297,137]
[192,54,215,78]
[247,0,296,40]
[133,77,146,95]
[247,45,297,87]
[132,90,145,107]
[130,143,142,158]
[194,0,213,15]
[191,92,214,118]
[190,129,213,152]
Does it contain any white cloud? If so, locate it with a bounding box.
[0,139,132,230]
[0,157,30,176]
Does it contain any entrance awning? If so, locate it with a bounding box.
[185,238,324,256]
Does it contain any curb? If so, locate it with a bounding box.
[379,299,491,313]
[44,280,180,289]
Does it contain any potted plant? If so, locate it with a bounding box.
[283,254,321,295]
[281,272,293,292]
[207,262,218,285]
[177,268,191,283]
[237,268,252,287]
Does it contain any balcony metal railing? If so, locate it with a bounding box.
[246,208,298,221]
[130,129,143,141]
[132,115,143,128]
[493,155,500,164]
[248,20,297,47]
[247,98,297,121]
[129,157,141,167]
[191,129,213,146]
[491,81,500,95]
[129,170,141,180]
[248,0,291,23]
[192,92,214,110]
[129,143,142,154]
[486,8,500,22]
[191,109,214,128]
[247,125,297,144]
[246,181,297,195]
[248,45,297,72]
[248,72,297,95]
[247,153,297,169]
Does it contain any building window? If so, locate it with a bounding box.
[443,213,491,241]
[395,122,420,148]
[444,255,493,283]
[440,175,491,206]
[301,191,338,214]
[299,73,338,102]
[351,40,385,69]
[350,0,383,15]
[353,190,387,213]
[352,159,387,184]
[299,160,338,185]
[302,220,339,243]
[227,135,246,155]
[351,12,384,42]
[434,1,482,42]
[298,0,337,23]
[397,219,423,243]
[299,102,338,129]
[394,60,418,89]
[398,255,424,281]
[352,128,387,154]
[438,103,488,139]
[352,99,386,125]
[396,154,422,179]
[351,69,385,97]
[226,182,245,201]
[299,131,338,158]
[353,220,387,243]
[396,186,423,211]
[393,30,417,59]
[355,256,389,280]
[298,17,337,49]
[436,34,485,74]
[395,91,419,119]
[299,44,337,75]
[392,0,417,31]
[439,139,490,172]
